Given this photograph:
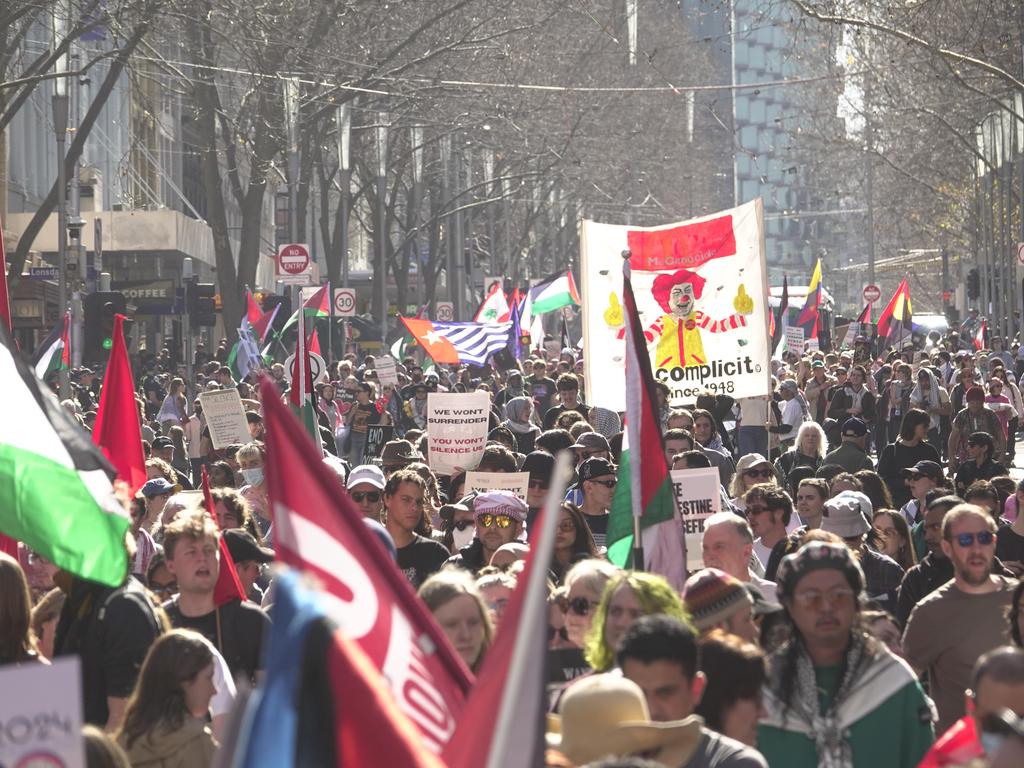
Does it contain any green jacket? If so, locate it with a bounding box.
[758,647,934,768]
[822,441,874,474]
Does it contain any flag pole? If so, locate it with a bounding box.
[631,515,644,572]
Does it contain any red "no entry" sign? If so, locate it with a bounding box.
[863,284,881,304]
[277,243,310,275]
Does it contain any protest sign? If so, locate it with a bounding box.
[669,467,721,571]
[375,355,399,388]
[581,200,770,410]
[198,388,251,448]
[0,657,85,768]
[464,471,529,501]
[785,326,805,356]
[805,336,819,352]
[427,392,490,475]
[363,425,394,462]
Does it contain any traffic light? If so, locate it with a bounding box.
[186,282,217,326]
[967,268,980,300]
[83,292,127,363]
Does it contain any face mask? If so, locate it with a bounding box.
[452,526,475,550]
[240,467,264,487]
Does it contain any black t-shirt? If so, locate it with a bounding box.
[583,512,609,549]
[163,598,270,684]
[396,534,451,589]
[996,525,1024,565]
[54,577,162,726]
[530,377,557,414]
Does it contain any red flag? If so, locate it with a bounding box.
[443,456,567,768]
[92,315,146,493]
[876,278,909,338]
[329,629,446,767]
[201,467,246,606]
[246,290,263,325]
[974,320,987,351]
[0,216,11,334]
[308,327,321,356]
[259,376,471,752]
[857,302,872,324]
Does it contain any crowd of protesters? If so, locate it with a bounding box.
[5,317,1024,767]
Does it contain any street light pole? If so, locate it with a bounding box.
[53,86,70,398]
[376,112,389,346]
[337,103,351,357]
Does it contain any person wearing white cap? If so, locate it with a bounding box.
[446,490,527,574]
[345,464,386,520]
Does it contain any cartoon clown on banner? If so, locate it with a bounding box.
[581,199,772,411]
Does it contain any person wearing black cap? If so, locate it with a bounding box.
[954,431,1007,496]
[151,436,194,490]
[578,457,616,549]
[522,451,555,537]
[896,460,946,525]
[822,418,874,474]
[759,542,934,768]
[223,529,274,603]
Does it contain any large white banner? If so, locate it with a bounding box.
[581,200,771,410]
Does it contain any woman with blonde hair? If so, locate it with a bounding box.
[418,568,494,673]
[117,630,217,768]
[584,571,688,672]
[0,552,42,664]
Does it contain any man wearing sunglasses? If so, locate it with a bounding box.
[904,503,1018,734]
[447,490,527,573]
[579,457,617,550]
[345,464,386,520]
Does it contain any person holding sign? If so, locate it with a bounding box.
[344,382,387,465]
[382,469,450,589]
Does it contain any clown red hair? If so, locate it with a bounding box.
[651,268,706,313]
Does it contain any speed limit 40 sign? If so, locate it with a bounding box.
[333,288,356,317]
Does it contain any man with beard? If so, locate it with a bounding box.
[446,490,527,573]
[903,504,1017,733]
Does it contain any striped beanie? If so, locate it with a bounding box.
[681,568,753,632]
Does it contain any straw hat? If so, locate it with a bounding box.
[547,674,703,766]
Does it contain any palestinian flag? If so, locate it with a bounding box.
[289,309,323,456]
[527,271,580,315]
[32,311,70,379]
[606,259,686,590]
[0,326,129,587]
[282,284,330,334]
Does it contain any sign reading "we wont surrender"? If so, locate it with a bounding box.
[426,392,491,476]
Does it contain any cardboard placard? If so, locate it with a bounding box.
[375,355,399,388]
[363,425,394,462]
[785,326,805,356]
[464,471,530,502]
[0,657,85,768]
[198,389,252,449]
[670,467,722,571]
[427,392,490,475]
